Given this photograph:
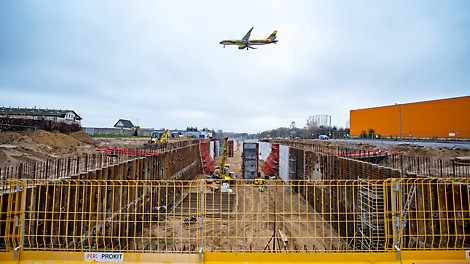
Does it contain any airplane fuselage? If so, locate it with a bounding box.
[220,28,278,50]
[219,39,278,46]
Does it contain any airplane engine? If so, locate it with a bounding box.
[238,45,246,50]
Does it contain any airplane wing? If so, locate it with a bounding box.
[242,27,254,43]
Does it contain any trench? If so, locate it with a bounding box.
[0,139,469,253]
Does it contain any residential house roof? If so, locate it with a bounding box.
[114,119,134,128]
[0,107,82,120]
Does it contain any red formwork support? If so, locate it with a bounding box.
[200,140,215,174]
[262,143,279,176]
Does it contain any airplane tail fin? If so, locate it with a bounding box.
[267,30,277,41]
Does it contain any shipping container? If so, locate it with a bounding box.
[350,96,470,138]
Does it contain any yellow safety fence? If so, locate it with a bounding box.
[0,178,469,263]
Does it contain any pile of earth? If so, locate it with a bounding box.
[393,145,469,160]
[0,130,98,167]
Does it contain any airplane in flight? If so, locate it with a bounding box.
[219,27,278,50]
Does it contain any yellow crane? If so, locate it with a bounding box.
[217,137,236,184]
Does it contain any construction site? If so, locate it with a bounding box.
[0,130,469,263]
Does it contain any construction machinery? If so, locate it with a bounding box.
[254,178,267,191]
[211,137,236,184]
[254,178,265,185]
[146,129,169,146]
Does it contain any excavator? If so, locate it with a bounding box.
[145,129,169,146]
[159,129,169,143]
[254,178,267,192]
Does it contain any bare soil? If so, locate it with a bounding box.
[1,131,468,168]
[0,130,98,167]
[312,139,469,160]
[0,132,468,251]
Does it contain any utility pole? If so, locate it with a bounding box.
[328,115,332,138]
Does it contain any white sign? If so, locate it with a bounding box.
[466,250,470,260]
[449,132,456,137]
[84,252,124,262]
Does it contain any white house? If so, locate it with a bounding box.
[114,119,134,129]
[0,107,82,125]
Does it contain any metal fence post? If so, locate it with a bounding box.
[13,180,27,260]
[391,179,401,260]
[199,180,204,262]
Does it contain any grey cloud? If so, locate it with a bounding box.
[1,0,469,133]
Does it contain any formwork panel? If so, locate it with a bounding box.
[242,143,258,179]
[279,145,289,182]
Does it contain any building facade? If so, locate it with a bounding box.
[350,96,470,138]
[0,107,82,125]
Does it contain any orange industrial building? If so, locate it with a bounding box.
[350,96,470,139]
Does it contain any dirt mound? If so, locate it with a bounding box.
[0,149,17,168]
[13,135,40,152]
[70,130,96,145]
[0,132,23,144]
[33,130,81,154]
[0,130,100,168]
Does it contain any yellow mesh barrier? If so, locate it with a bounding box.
[0,180,25,253]
[394,178,470,250]
[0,178,468,256]
[20,180,201,253]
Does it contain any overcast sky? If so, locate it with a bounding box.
[1,1,469,133]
